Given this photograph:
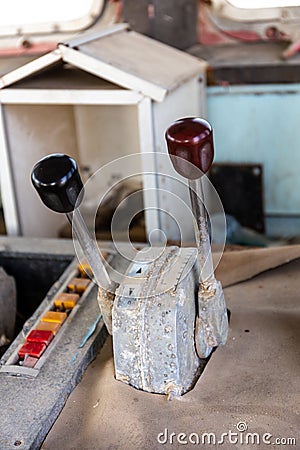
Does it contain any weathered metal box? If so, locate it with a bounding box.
[113,246,203,396]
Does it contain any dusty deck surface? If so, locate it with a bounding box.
[43,249,300,450]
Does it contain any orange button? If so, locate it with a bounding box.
[68,278,90,294]
[54,292,79,309]
[78,263,93,278]
[41,311,67,324]
[35,321,61,335]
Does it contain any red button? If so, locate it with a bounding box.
[26,329,54,346]
[18,342,46,359]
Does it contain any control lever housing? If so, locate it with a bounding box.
[31,118,228,396]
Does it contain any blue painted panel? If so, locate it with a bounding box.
[207,84,300,214]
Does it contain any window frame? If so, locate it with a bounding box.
[227,0,300,9]
[0,0,105,37]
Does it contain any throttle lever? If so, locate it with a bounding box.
[166,118,228,358]
[31,154,114,294]
[166,117,214,283]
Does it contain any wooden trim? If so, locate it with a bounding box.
[137,97,161,239]
[0,49,62,89]
[59,45,167,103]
[0,104,20,235]
[67,23,129,48]
[0,89,143,105]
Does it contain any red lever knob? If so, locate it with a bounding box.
[165,117,214,179]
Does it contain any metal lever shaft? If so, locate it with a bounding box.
[188,178,214,283]
[31,153,114,292]
[165,117,215,283]
[166,117,228,358]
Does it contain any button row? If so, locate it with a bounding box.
[18,266,92,368]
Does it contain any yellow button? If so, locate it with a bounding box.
[54,292,79,309]
[41,311,67,324]
[68,278,91,294]
[35,321,61,335]
[78,263,93,278]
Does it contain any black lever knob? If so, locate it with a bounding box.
[31,153,84,213]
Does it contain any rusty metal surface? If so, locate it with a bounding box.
[196,279,228,358]
[113,247,204,396]
[97,286,114,334]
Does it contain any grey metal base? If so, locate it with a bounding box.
[0,238,108,450]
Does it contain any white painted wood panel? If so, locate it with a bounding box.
[4,104,79,237]
[78,30,206,94]
[0,89,143,105]
[73,104,142,217]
